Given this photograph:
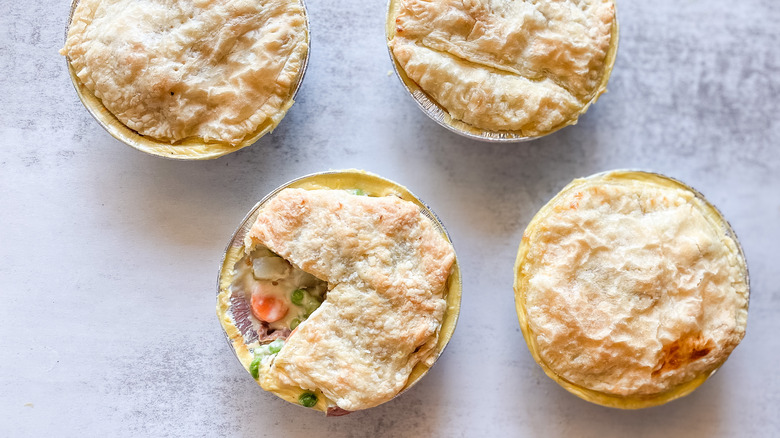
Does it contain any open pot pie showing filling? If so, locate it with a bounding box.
[218,171,460,414]
[387,0,617,139]
[61,0,309,158]
[514,170,749,408]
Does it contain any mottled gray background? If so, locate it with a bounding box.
[1,0,779,436]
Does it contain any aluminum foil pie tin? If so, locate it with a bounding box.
[513,169,749,409]
[385,0,620,143]
[64,0,311,160]
[216,169,462,414]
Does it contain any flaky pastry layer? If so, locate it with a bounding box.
[62,0,308,145]
[389,0,615,134]
[244,189,455,411]
[518,173,748,397]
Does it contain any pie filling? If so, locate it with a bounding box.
[231,245,328,345]
[230,244,331,410]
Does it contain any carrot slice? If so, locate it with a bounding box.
[251,293,288,323]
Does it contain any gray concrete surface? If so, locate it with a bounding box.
[1,0,778,436]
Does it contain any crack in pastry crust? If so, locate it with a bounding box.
[389,0,615,134]
[244,189,455,411]
[392,39,582,133]
[62,0,308,145]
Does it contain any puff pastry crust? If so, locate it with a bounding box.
[244,189,455,411]
[517,172,749,399]
[62,0,308,145]
[389,0,615,134]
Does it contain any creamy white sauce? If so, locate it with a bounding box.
[231,245,328,333]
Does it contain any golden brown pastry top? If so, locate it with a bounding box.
[389,0,615,134]
[244,188,455,411]
[518,173,748,397]
[62,0,308,145]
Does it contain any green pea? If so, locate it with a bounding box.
[268,339,284,354]
[290,318,301,330]
[304,300,321,315]
[249,356,262,379]
[299,392,318,408]
[291,289,305,306]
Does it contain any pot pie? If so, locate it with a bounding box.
[514,170,749,408]
[387,0,618,140]
[61,0,309,159]
[217,171,461,414]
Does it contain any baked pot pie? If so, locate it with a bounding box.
[387,0,618,141]
[514,170,749,408]
[217,170,461,415]
[61,0,310,159]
